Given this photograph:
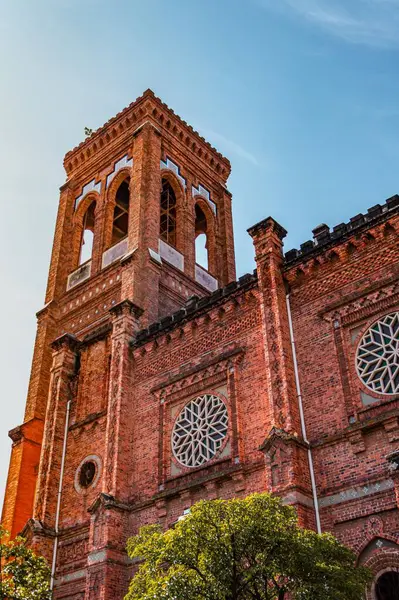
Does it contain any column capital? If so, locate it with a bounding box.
[109,299,144,320]
[50,333,79,352]
[247,216,287,241]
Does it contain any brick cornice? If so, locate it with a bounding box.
[63,89,230,181]
[247,217,287,240]
[109,299,143,319]
[259,426,308,453]
[150,346,244,395]
[51,332,79,352]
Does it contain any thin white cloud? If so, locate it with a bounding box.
[256,0,399,47]
[201,128,260,167]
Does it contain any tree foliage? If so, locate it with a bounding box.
[0,526,51,600]
[125,493,371,600]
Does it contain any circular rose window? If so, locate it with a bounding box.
[74,455,102,493]
[172,394,228,468]
[356,312,399,395]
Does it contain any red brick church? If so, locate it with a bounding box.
[2,90,399,599]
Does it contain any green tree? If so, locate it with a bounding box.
[125,493,371,600]
[0,526,51,600]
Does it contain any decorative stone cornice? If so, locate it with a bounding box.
[259,426,307,453]
[88,493,132,515]
[63,89,230,181]
[51,333,79,352]
[247,217,287,241]
[20,518,55,539]
[109,299,144,319]
[8,425,23,444]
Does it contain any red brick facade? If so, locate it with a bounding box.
[2,89,399,599]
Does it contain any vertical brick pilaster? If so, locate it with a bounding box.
[2,303,58,537]
[184,175,196,280]
[86,495,131,600]
[1,419,44,538]
[248,217,300,434]
[33,333,79,529]
[45,181,77,303]
[103,301,143,499]
[218,185,236,285]
[121,122,162,323]
[91,180,107,276]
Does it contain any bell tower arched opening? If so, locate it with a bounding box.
[111,177,130,246]
[160,178,177,247]
[79,201,96,265]
[195,204,209,271]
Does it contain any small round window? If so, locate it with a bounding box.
[79,461,96,488]
[356,312,399,395]
[74,455,102,493]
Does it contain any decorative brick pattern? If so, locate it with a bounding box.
[75,179,102,210]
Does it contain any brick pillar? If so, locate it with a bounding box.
[218,185,236,285]
[102,300,143,500]
[1,303,58,537]
[248,217,316,529]
[85,494,131,600]
[45,181,77,303]
[119,122,162,325]
[33,333,79,529]
[184,174,196,280]
[91,178,107,276]
[2,181,77,538]
[247,217,300,433]
[1,420,44,538]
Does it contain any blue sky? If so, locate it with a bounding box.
[1,0,399,509]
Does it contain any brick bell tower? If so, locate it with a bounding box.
[2,88,236,550]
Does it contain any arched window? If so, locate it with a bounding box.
[195,204,208,270]
[111,178,130,245]
[160,179,177,246]
[79,201,95,265]
[375,571,399,600]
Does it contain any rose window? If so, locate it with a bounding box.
[172,394,228,468]
[356,312,399,395]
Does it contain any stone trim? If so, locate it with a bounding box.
[319,479,394,508]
